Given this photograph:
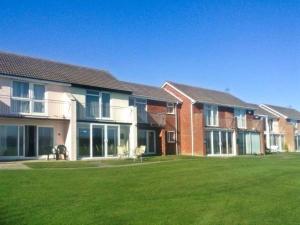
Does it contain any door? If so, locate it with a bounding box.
[147,131,156,154]
[107,126,118,156]
[25,125,37,157]
[92,125,105,157]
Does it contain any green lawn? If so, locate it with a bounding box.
[1,154,300,225]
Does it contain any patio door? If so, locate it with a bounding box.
[138,129,156,154]
[90,124,119,157]
[25,125,37,157]
[92,125,105,157]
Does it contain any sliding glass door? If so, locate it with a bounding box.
[205,130,233,155]
[92,125,105,157]
[238,131,261,155]
[137,129,156,154]
[78,124,120,158]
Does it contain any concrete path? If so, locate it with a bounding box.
[0,161,30,170]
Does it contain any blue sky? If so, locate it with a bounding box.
[0,0,299,109]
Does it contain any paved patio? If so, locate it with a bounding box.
[0,161,30,170]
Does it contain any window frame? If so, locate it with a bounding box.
[234,108,247,129]
[204,104,219,127]
[85,90,111,120]
[166,102,175,114]
[205,129,233,156]
[167,131,176,143]
[11,80,46,115]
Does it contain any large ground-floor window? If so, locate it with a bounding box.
[238,131,261,155]
[205,130,233,155]
[295,135,300,151]
[137,129,156,154]
[270,134,285,151]
[77,123,130,158]
[0,125,54,157]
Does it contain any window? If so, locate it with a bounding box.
[268,119,273,132]
[205,130,233,155]
[33,84,45,113]
[295,135,300,151]
[204,105,218,126]
[235,109,247,129]
[101,93,110,118]
[11,81,45,114]
[136,98,147,123]
[238,131,261,155]
[167,103,175,114]
[167,131,176,143]
[38,127,54,155]
[12,81,30,113]
[0,125,19,156]
[85,90,110,119]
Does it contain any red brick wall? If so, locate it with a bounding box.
[193,103,205,155]
[278,118,295,151]
[163,84,193,155]
[219,106,234,129]
[145,99,177,155]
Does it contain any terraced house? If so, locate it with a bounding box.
[259,104,300,152]
[163,82,265,156]
[0,51,137,160]
[0,51,299,160]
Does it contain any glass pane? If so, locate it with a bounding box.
[19,126,24,156]
[137,103,147,123]
[0,126,18,156]
[120,126,130,153]
[12,99,30,113]
[251,133,260,154]
[245,133,252,154]
[213,131,220,154]
[228,132,232,154]
[138,130,147,147]
[221,131,227,154]
[101,93,110,118]
[38,127,54,155]
[92,126,105,157]
[238,132,246,155]
[148,131,155,153]
[129,97,135,106]
[13,81,29,98]
[33,84,45,100]
[205,131,212,154]
[34,102,45,113]
[107,126,118,156]
[78,127,90,157]
[86,95,99,118]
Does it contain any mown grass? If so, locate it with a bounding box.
[1,153,300,225]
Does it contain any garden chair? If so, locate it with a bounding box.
[54,145,68,160]
[117,146,129,158]
[135,145,146,162]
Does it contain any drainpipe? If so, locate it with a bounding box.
[191,103,194,156]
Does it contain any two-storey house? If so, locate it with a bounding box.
[0,51,137,160]
[123,82,179,155]
[163,81,264,156]
[260,104,300,152]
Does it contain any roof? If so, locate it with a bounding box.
[0,51,130,92]
[122,81,178,103]
[165,81,254,109]
[262,104,300,120]
[247,103,278,118]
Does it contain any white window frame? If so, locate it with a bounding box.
[11,81,47,115]
[166,103,175,114]
[167,131,176,143]
[135,98,148,123]
[205,129,233,156]
[85,90,111,120]
[204,104,219,127]
[235,108,247,129]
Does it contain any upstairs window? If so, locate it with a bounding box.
[235,109,247,129]
[167,103,175,114]
[268,119,274,132]
[204,105,218,126]
[11,81,45,114]
[135,98,147,123]
[85,90,110,119]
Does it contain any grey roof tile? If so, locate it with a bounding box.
[0,51,130,92]
[167,81,254,109]
[122,81,178,103]
[264,104,300,120]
